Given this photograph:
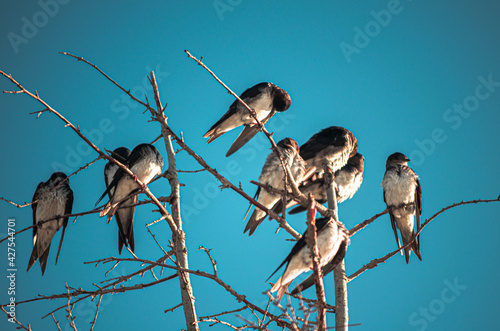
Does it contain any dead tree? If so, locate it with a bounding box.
[1,51,499,330]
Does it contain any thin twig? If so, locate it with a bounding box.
[348,209,388,236]
[0,68,178,235]
[164,303,183,314]
[89,295,103,331]
[0,305,31,330]
[347,197,500,282]
[51,313,62,331]
[198,246,218,277]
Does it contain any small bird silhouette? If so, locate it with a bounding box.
[243,138,305,236]
[267,217,350,300]
[204,82,291,157]
[96,144,163,253]
[299,126,358,181]
[382,152,422,263]
[27,172,74,275]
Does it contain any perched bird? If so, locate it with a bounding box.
[284,153,364,215]
[291,239,348,294]
[299,126,358,181]
[267,217,350,300]
[203,82,291,157]
[381,152,422,264]
[27,172,74,275]
[96,144,163,253]
[243,138,305,236]
[104,147,135,255]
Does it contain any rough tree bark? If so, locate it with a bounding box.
[324,166,349,330]
[149,72,199,331]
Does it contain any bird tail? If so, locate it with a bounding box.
[401,228,422,263]
[55,223,67,265]
[270,277,290,301]
[244,209,266,236]
[27,241,38,273]
[117,196,138,254]
[289,205,307,215]
[38,243,51,276]
[205,130,225,144]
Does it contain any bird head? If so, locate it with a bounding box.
[272,84,291,112]
[386,152,410,168]
[348,153,364,172]
[278,137,300,153]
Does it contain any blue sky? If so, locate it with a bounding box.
[1,1,499,330]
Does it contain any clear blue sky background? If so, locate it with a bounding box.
[1,1,499,330]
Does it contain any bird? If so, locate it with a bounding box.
[291,239,349,295]
[203,82,291,157]
[96,144,163,253]
[104,147,136,255]
[267,217,350,300]
[381,152,422,264]
[243,137,305,236]
[278,153,364,215]
[27,172,74,275]
[299,126,358,181]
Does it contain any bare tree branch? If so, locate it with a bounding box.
[51,313,62,331]
[324,167,348,331]
[0,156,101,209]
[348,209,388,236]
[148,71,199,331]
[89,294,103,331]
[347,197,500,282]
[0,69,178,235]
[0,305,31,330]
[305,194,326,330]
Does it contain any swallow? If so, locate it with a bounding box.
[381,152,422,263]
[104,147,135,254]
[271,153,364,215]
[299,126,358,181]
[243,138,305,236]
[203,82,291,157]
[284,153,364,215]
[96,144,163,253]
[267,217,350,300]
[27,172,74,275]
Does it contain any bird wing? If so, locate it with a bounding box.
[415,178,422,250]
[31,181,44,238]
[291,239,348,294]
[96,150,140,207]
[225,105,276,157]
[55,185,73,265]
[204,83,270,139]
[225,125,260,157]
[266,217,330,282]
[300,130,348,161]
